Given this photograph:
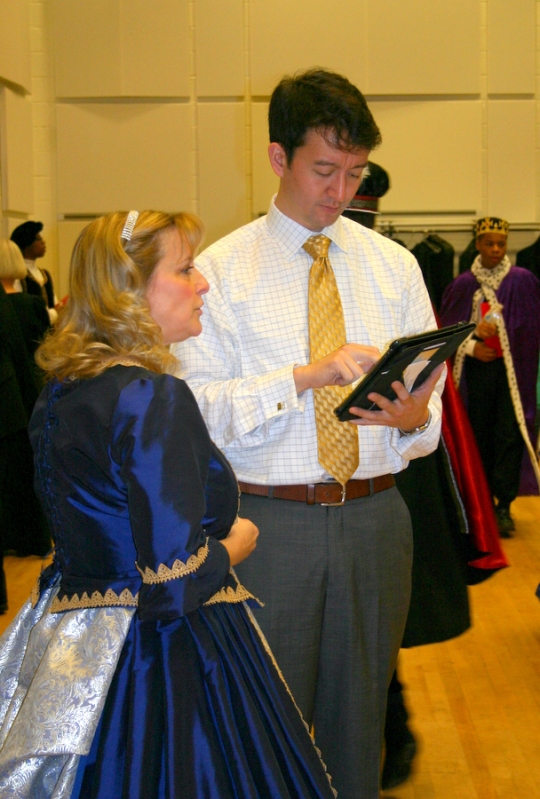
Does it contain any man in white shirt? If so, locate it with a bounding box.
[10,221,59,324]
[176,68,444,799]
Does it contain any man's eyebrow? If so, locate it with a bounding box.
[314,159,367,169]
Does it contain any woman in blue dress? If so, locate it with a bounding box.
[0,210,336,799]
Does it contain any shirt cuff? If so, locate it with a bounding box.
[259,363,305,419]
[390,399,442,460]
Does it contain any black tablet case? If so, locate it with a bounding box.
[334,321,475,422]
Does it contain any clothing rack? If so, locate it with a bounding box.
[377,222,540,282]
[379,220,540,234]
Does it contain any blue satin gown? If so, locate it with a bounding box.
[0,366,336,799]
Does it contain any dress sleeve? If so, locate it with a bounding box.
[111,373,231,621]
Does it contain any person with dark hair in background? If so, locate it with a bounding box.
[10,220,59,325]
[342,160,390,228]
[0,285,35,612]
[177,69,446,799]
[0,244,51,564]
[441,217,540,536]
[0,240,50,363]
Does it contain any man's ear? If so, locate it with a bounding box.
[268,142,288,178]
[475,237,481,252]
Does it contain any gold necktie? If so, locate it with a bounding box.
[304,234,359,486]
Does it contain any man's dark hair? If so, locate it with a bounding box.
[269,68,382,165]
[10,221,43,252]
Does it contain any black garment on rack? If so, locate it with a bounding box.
[459,237,477,273]
[411,234,454,313]
[516,235,540,279]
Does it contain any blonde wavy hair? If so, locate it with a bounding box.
[36,210,204,381]
[0,239,27,280]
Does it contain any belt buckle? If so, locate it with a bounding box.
[320,483,347,506]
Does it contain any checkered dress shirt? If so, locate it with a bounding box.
[174,200,444,485]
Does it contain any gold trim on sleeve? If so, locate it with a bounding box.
[204,583,263,607]
[50,587,139,613]
[136,543,209,585]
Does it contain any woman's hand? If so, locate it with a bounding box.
[221,517,259,566]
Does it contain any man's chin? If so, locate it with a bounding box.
[317,207,342,228]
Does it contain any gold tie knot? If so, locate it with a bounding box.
[303,234,331,260]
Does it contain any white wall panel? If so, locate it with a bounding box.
[368,100,482,214]
[251,101,279,217]
[1,88,34,214]
[196,0,245,96]
[366,0,480,95]
[0,0,31,91]
[250,0,368,96]
[120,0,190,96]
[487,100,535,222]
[198,103,247,245]
[54,0,121,96]
[57,219,91,297]
[487,0,535,94]
[54,0,190,97]
[56,103,193,214]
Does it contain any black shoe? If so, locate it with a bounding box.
[495,506,515,538]
[381,736,417,791]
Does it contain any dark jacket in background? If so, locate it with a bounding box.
[459,237,478,273]
[0,290,51,557]
[6,293,50,359]
[23,267,55,309]
[516,235,540,280]
[411,234,454,313]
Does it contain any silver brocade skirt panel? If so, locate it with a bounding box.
[0,578,134,798]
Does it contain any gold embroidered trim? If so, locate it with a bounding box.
[136,543,209,585]
[50,587,139,613]
[204,583,262,607]
[103,357,144,369]
[30,577,40,608]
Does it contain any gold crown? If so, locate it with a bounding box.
[474,217,509,237]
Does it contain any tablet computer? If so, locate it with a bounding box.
[334,321,475,422]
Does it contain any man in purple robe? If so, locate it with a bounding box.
[440,217,540,536]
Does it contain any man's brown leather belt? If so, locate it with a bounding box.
[238,475,395,506]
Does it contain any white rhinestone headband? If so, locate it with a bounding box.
[121,210,139,241]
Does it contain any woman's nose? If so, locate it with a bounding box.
[198,274,210,295]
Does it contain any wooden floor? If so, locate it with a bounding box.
[385,496,540,799]
[1,497,539,798]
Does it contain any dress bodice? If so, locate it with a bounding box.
[29,366,243,620]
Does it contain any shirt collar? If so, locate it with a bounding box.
[266,197,349,261]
